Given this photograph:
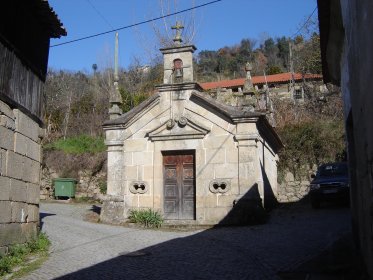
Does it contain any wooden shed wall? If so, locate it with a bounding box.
[0,41,44,123]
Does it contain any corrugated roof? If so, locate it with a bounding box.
[200,72,322,90]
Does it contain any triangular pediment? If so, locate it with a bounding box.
[147,116,210,141]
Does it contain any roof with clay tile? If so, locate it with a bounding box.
[199,72,322,90]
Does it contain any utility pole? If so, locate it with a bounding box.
[289,40,295,91]
[289,39,299,121]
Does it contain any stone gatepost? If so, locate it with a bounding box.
[100,137,125,224]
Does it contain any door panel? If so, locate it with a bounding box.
[163,151,195,220]
[164,201,177,215]
[164,184,177,197]
[183,184,194,196]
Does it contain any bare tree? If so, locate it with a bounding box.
[292,12,321,74]
[151,0,198,47]
[44,70,85,140]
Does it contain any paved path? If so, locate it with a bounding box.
[21,202,351,280]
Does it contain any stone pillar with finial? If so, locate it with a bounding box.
[101,32,125,225]
[242,62,257,110]
[243,62,254,93]
[109,32,123,120]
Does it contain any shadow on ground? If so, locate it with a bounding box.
[51,196,355,280]
[44,163,356,280]
[90,205,101,215]
[82,205,102,223]
[278,233,361,280]
[39,212,56,230]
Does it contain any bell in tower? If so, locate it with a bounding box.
[160,22,197,85]
[173,58,183,83]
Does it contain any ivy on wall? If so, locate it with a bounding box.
[277,120,346,181]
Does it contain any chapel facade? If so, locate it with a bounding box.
[101,26,282,225]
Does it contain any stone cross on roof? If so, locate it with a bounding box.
[171,21,184,45]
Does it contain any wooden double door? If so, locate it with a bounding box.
[163,151,195,220]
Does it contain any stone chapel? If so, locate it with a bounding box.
[101,25,282,225]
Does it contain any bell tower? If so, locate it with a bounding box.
[160,21,196,85]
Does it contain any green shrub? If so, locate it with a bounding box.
[98,179,107,194]
[119,89,149,113]
[27,232,50,253]
[128,209,163,228]
[0,256,12,275]
[277,120,345,181]
[9,244,30,258]
[0,233,51,276]
[44,135,106,154]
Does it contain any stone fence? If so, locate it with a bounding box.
[277,171,312,203]
[40,167,106,201]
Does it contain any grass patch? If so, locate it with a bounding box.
[9,254,48,279]
[98,179,107,195]
[128,209,163,228]
[44,135,106,154]
[0,232,50,277]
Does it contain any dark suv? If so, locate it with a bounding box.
[309,162,349,208]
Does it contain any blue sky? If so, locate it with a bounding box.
[48,0,317,72]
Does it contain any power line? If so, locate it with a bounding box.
[291,6,317,38]
[85,0,114,29]
[51,0,222,48]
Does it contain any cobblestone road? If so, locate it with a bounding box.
[21,202,351,280]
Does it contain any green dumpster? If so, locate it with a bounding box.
[53,178,77,198]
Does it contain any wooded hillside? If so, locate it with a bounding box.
[196,33,321,82]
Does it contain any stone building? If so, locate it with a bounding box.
[0,1,65,254]
[200,72,324,106]
[318,0,373,277]
[101,25,282,225]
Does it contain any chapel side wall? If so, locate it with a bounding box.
[0,101,41,255]
[259,140,279,205]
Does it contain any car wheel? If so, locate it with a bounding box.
[311,200,320,209]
